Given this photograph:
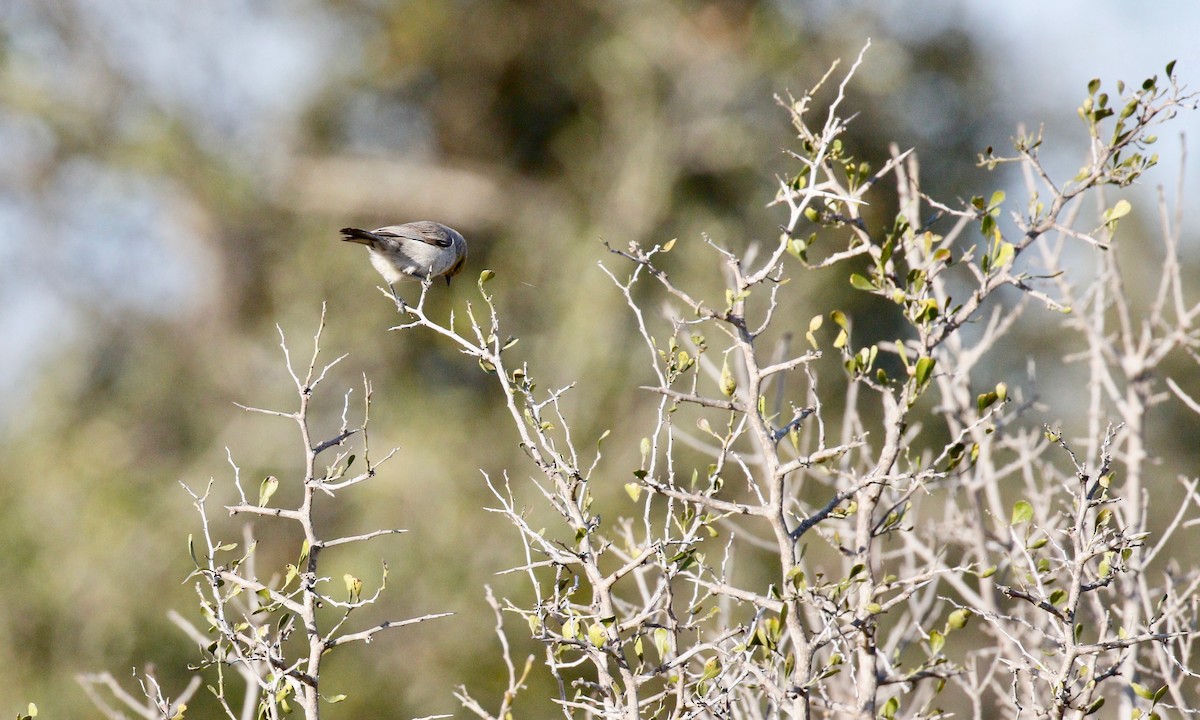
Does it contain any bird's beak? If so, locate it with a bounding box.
[445,275,452,287]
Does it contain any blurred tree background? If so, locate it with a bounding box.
[0,1,1195,717]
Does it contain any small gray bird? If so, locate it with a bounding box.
[340,222,468,296]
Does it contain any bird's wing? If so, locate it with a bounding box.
[374,221,455,248]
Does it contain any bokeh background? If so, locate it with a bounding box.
[1,1,1198,717]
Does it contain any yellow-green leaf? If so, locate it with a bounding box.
[258,475,279,507]
[188,534,198,566]
[587,623,606,647]
[881,696,900,720]
[946,608,972,630]
[849,273,876,291]
[343,574,362,600]
[654,627,670,660]
[993,240,1015,270]
[719,357,737,397]
[914,357,936,387]
[1011,500,1034,525]
[928,629,945,655]
[805,314,823,349]
[562,617,579,640]
[1106,199,1132,222]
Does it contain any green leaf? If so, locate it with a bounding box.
[988,190,1006,209]
[977,391,999,414]
[624,483,643,502]
[258,475,279,507]
[805,315,823,349]
[654,627,670,660]
[478,269,496,286]
[1131,682,1155,700]
[188,534,199,566]
[996,237,1015,268]
[719,357,737,397]
[928,629,945,655]
[849,273,876,291]
[830,310,849,330]
[661,238,677,252]
[325,694,348,704]
[946,608,972,630]
[1083,697,1105,716]
[700,656,721,682]
[1104,199,1133,227]
[562,617,580,641]
[1088,77,1101,95]
[881,696,900,720]
[914,357,936,387]
[1011,500,1034,525]
[587,622,606,647]
[980,214,996,244]
[343,574,362,600]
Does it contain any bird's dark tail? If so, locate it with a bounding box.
[340,227,380,246]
